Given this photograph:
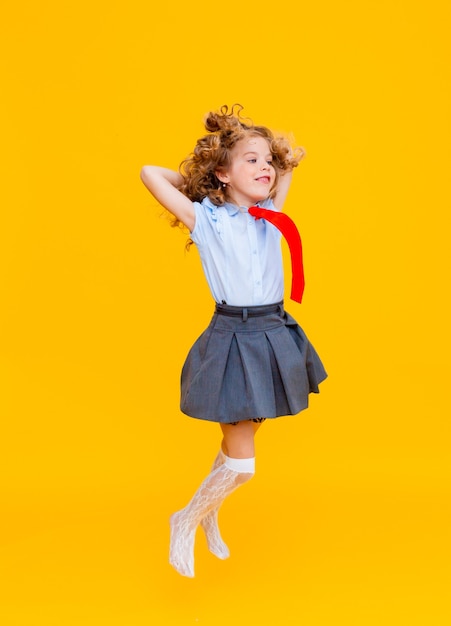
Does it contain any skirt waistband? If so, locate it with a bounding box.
[215,301,284,322]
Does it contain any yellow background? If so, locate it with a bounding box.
[1,1,450,624]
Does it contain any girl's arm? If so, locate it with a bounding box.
[140,166,196,232]
[273,170,293,211]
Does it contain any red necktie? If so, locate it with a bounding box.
[248,206,305,303]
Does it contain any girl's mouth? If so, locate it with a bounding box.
[256,176,270,183]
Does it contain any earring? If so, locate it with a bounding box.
[222,183,226,188]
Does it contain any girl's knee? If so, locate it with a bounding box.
[220,420,257,459]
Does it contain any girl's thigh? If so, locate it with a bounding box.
[220,420,264,458]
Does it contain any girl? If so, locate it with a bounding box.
[140,104,327,577]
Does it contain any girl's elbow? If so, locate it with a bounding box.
[140,165,151,181]
[140,165,156,189]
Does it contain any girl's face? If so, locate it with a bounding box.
[217,135,276,207]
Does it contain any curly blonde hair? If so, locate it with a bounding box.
[171,104,304,230]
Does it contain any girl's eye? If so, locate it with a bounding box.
[248,159,257,163]
[267,160,273,165]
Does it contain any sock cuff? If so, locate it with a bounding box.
[224,455,255,474]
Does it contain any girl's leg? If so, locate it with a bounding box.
[169,420,261,577]
[201,421,263,559]
[199,445,228,559]
[220,419,262,458]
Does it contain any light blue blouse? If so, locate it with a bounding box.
[191,197,284,306]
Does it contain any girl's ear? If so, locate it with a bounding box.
[215,169,229,184]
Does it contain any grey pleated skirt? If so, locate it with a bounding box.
[180,301,327,424]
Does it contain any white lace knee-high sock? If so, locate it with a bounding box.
[169,455,255,577]
[200,449,230,559]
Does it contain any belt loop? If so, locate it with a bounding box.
[278,303,284,317]
[242,307,248,322]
